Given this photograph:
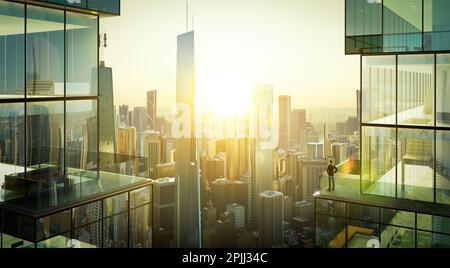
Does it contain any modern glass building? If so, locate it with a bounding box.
[315,0,450,248]
[0,0,153,248]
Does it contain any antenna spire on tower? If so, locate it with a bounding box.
[186,0,189,32]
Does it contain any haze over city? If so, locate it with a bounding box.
[101,0,360,116]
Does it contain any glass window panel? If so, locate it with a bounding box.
[130,186,152,209]
[417,231,450,248]
[347,220,380,248]
[397,129,434,202]
[345,0,382,53]
[417,213,450,235]
[26,101,64,177]
[26,5,64,97]
[72,222,102,248]
[315,199,346,218]
[362,127,396,197]
[362,56,396,124]
[104,192,128,217]
[346,0,382,37]
[66,12,98,96]
[2,210,35,243]
[131,204,152,248]
[381,208,415,228]
[380,225,415,248]
[436,131,450,204]
[36,209,71,241]
[437,55,450,127]
[0,1,25,98]
[0,103,25,200]
[347,203,380,222]
[66,100,97,171]
[315,215,347,248]
[2,234,34,248]
[72,201,102,228]
[424,0,450,51]
[398,55,435,126]
[103,212,128,248]
[37,232,70,248]
[383,0,423,52]
[88,0,120,15]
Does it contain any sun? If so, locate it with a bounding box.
[200,71,252,117]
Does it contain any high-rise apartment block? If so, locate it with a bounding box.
[316,0,450,248]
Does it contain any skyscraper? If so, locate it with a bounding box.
[290,109,306,151]
[118,127,136,156]
[306,142,324,159]
[258,191,284,248]
[299,158,326,201]
[175,31,200,248]
[133,106,147,156]
[143,131,162,179]
[98,61,116,167]
[153,177,176,248]
[253,85,275,227]
[205,156,225,182]
[279,95,291,150]
[133,107,147,134]
[147,90,157,130]
[0,0,153,249]
[331,142,347,165]
[119,105,129,127]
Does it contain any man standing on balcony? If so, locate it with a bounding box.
[327,160,338,191]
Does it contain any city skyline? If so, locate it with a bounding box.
[101,0,360,116]
[2,0,450,252]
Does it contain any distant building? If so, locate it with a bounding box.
[143,131,162,179]
[279,175,295,199]
[253,85,275,227]
[206,156,225,182]
[290,109,306,151]
[175,31,199,248]
[147,90,157,130]
[226,203,246,229]
[156,162,176,179]
[258,191,284,248]
[298,158,327,201]
[98,61,116,167]
[279,95,291,150]
[153,177,176,247]
[306,142,324,159]
[119,105,129,127]
[331,142,347,165]
[117,127,136,156]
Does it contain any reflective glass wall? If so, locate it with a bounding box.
[0,0,99,202]
[315,197,450,248]
[361,53,450,204]
[346,0,450,54]
[0,184,152,248]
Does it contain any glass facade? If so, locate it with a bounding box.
[0,2,99,201]
[0,1,25,98]
[26,0,119,15]
[346,0,450,54]
[360,53,450,205]
[362,56,396,124]
[0,185,151,248]
[337,0,450,250]
[0,0,152,249]
[316,198,450,248]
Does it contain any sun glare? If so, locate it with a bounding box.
[200,72,252,117]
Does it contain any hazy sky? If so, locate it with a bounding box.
[102,0,359,115]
